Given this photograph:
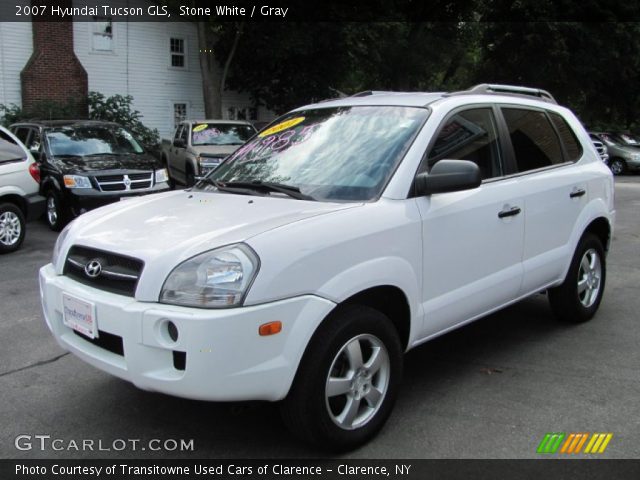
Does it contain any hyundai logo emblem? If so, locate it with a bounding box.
[84,259,103,278]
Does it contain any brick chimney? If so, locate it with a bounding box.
[20,0,88,118]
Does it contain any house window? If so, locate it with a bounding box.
[92,18,113,51]
[170,37,185,67]
[174,103,188,129]
[227,107,256,121]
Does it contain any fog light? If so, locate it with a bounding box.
[167,321,179,342]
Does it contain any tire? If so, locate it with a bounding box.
[185,167,196,187]
[548,233,606,323]
[281,305,403,452]
[610,158,626,176]
[0,203,26,253]
[45,190,68,232]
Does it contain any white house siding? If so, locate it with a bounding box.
[0,6,273,136]
[0,22,32,108]
[73,20,206,139]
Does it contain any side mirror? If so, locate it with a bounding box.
[415,159,481,196]
[173,138,186,148]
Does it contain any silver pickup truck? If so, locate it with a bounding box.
[161,120,257,186]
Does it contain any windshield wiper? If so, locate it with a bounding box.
[200,179,314,200]
[85,152,133,157]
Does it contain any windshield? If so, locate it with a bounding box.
[191,123,256,146]
[200,106,429,202]
[599,132,640,147]
[46,125,144,157]
[613,133,640,146]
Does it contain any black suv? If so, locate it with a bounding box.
[10,121,170,230]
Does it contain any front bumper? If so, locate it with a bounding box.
[66,182,171,215]
[626,159,640,171]
[39,264,335,401]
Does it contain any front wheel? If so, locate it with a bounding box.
[0,203,26,253]
[610,158,626,175]
[548,234,606,323]
[281,305,403,452]
[45,191,68,232]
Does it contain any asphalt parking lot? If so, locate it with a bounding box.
[1,177,639,460]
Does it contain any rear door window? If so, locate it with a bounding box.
[14,127,30,145]
[502,108,564,172]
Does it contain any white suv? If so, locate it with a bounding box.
[0,126,44,253]
[39,85,614,451]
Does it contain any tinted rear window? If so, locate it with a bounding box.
[502,108,564,172]
[0,135,25,164]
[549,112,582,161]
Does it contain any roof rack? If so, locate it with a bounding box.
[448,84,557,104]
[351,90,375,97]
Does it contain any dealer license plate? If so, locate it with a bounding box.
[62,293,98,339]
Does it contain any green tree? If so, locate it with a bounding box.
[87,92,160,146]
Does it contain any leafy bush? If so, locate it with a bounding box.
[0,99,80,126]
[88,92,160,147]
[0,103,23,127]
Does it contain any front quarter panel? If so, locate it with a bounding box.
[245,199,424,346]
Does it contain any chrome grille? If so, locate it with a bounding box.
[64,246,144,297]
[592,140,605,156]
[95,172,153,192]
[591,140,608,162]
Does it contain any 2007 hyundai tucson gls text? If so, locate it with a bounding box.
[39,85,615,451]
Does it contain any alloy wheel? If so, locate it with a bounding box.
[610,160,624,175]
[47,195,58,226]
[577,248,602,308]
[325,334,390,430]
[0,211,21,246]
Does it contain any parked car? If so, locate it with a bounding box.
[161,120,257,186]
[40,84,614,451]
[10,120,170,231]
[590,131,640,175]
[610,131,640,147]
[588,134,609,166]
[0,126,45,253]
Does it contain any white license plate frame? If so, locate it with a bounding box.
[62,293,98,339]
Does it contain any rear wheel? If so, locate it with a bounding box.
[610,158,626,175]
[0,203,25,253]
[281,305,403,452]
[548,234,606,323]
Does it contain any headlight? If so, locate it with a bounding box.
[631,153,640,161]
[63,175,92,189]
[155,168,169,184]
[160,244,259,308]
[198,156,223,174]
[52,223,72,267]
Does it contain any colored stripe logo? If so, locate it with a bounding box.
[537,433,613,454]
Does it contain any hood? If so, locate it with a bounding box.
[55,153,160,173]
[63,189,360,299]
[191,145,240,157]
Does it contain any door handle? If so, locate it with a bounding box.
[498,206,521,218]
[570,188,586,198]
